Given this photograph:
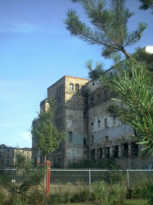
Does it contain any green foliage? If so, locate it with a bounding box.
[0,154,44,205]
[107,104,121,118]
[66,0,146,59]
[15,153,27,169]
[139,0,153,11]
[0,191,6,205]
[93,181,126,205]
[133,47,153,75]
[31,98,64,157]
[86,60,105,80]
[106,58,153,155]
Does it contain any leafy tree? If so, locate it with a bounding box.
[65,0,146,59]
[31,98,63,161]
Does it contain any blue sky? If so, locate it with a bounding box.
[0,0,152,148]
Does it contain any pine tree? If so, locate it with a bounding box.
[109,58,153,155]
[139,0,153,11]
[65,0,146,59]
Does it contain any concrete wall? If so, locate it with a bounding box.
[33,75,152,169]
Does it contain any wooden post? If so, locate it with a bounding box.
[46,160,51,197]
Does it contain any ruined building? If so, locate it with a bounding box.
[32,75,152,169]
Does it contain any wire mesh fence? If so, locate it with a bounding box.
[1,168,153,189]
[50,169,153,188]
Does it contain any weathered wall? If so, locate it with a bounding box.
[33,75,153,169]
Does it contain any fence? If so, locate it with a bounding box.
[1,168,153,189]
[50,169,153,189]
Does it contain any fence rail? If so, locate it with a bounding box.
[50,169,153,187]
[1,169,153,188]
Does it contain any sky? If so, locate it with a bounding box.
[0,0,152,148]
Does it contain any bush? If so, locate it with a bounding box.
[145,184,153,205]
[27,190,45,205]
[128,180,153,200]
[93,181,126,205]
[0,190,6,205]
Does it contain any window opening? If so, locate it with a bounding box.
[113,145,119,158]
[122,143,128,157]
[75,84,80,92]
[91,149,95,160]
[104,147,110,159]
[105,136,109,141]
[98,120,101,128]
[99,148,103,159]
[69,83,74,91]
[68,131,73,143]
[104,118,108,128]
[131,142,139,157]
[83,138,86,146]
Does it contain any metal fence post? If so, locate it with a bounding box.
[127,169,130,189]
[89,168,91,191]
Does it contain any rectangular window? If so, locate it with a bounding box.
[122,143,128,158]
[113,145,119,158]
[104,147,110,159]
[104,118,108,128]
[131,142,139,157]
[91,149,95,160]
[68,131,73,143]
[99,148,103,159]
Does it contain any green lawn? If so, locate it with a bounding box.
[57,200,147,205]
[125,199,147,205]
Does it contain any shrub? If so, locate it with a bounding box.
[0,191,6,205]
[93,181,126,205]
[27,190,45,205]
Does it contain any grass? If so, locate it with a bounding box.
[125,199,148,205]
[55,200,147,205]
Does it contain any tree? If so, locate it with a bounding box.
[86,60,105,80]
[65,0,146,59]
[105,57,153,155]
[139,0,153,12]
[133,48,153,73]
[66,0,153,154]
[31,98,63,161]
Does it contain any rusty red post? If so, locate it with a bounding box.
[46,160,51,197]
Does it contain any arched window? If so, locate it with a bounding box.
[75,83,80,92]
[69,83,74,91]
[98,120,101,128]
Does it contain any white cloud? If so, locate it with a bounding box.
[145,45,153,54]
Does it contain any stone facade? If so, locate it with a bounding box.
[0,144,32,168]
[32,75,153,169]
